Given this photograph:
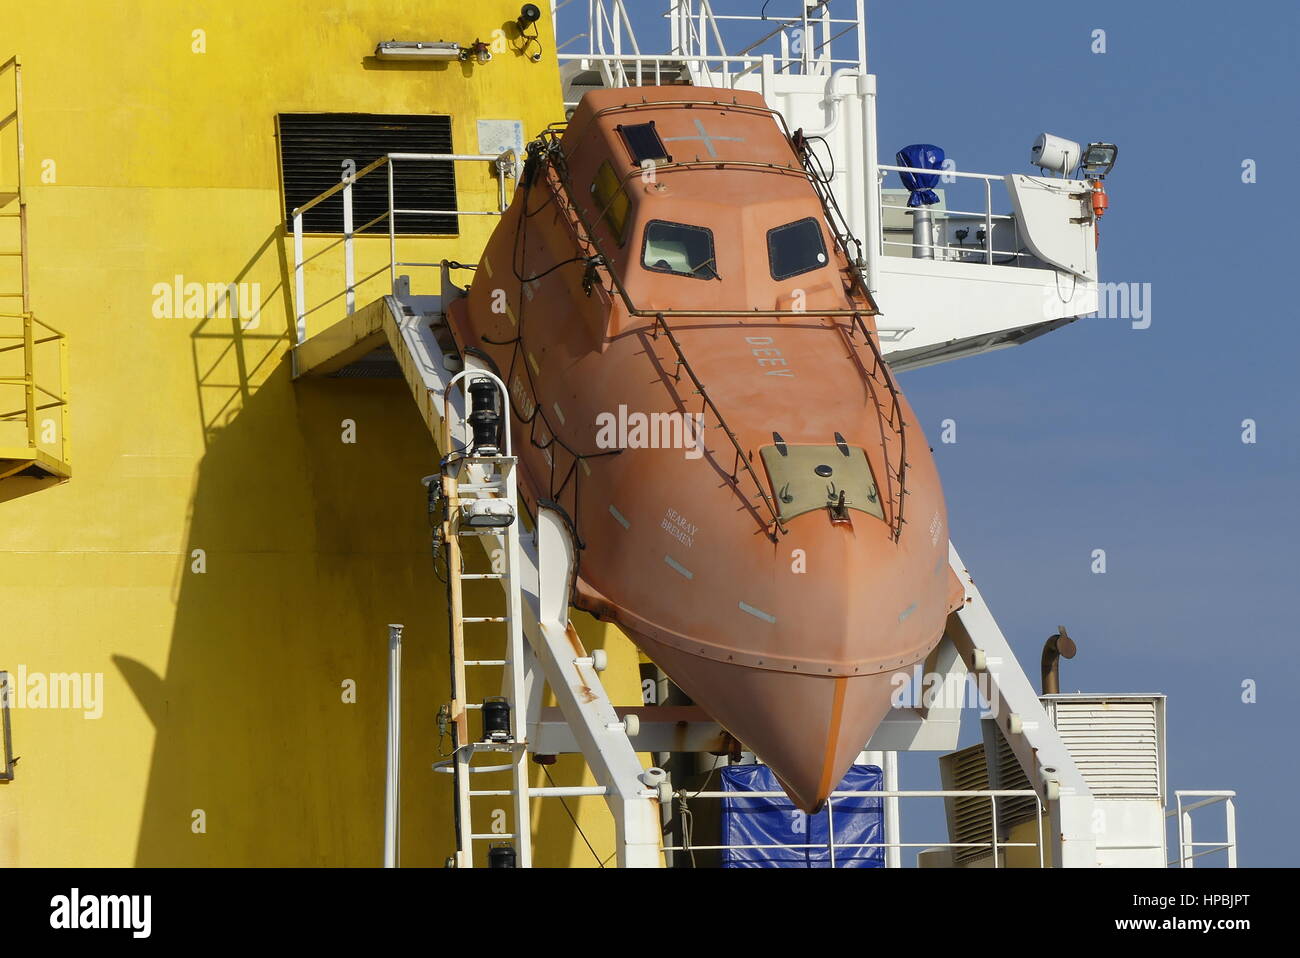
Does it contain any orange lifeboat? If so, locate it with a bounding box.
[446,87,964,811]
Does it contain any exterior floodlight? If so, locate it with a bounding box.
[374,40,462,61]
[517,4,542,30]
[460,499,516,530]
[1081,142,1118,179]
[1029,132,1081,176]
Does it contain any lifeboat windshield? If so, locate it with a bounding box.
[767,217,830,281]
[641,220,718,280]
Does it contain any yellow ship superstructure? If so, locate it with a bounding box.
[0,0,644,867]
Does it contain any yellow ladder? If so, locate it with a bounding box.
[0,54,69,480]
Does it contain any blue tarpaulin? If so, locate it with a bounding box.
[896,144,945,207]
[720,764,884,868]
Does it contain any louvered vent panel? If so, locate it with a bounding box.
[941,744,994,866]
[940,733,1041,866]
[278,113,457,234]
[1050,699,1162,799]
[993,733,1038,826]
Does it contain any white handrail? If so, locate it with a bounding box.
[290,151,516,349]
[674,787,1045,868]
[1167,790,1238,867]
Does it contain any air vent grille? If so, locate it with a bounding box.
[278,113,457,235]
[1047,698,1163,800]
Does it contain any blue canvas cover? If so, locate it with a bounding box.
[720,764,884,868]
[895,144,945,207]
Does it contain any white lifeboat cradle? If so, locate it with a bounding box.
[289,2,1236,868]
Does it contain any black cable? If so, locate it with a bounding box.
[804,133,836,184]
[542,765,605,867]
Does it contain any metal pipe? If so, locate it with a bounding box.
[1040,626,1077,695]
[384,623,404,867]
[343,177,355,315]
[799,67,857,138]
[910,208,934,260]
[860,71,880,291]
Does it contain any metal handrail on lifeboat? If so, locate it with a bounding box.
[535,103,910,542]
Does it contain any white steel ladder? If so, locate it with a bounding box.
[436,369,533,868]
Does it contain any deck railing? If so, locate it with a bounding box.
[288,151,519,345]
[877,164,1032,265]
[668,787,1046,868]
[0,312,69,463]
[555,0,865,98]
[0,55,70,475]
[1167,790,1238,867]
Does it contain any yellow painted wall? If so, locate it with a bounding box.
[0,0,646,867]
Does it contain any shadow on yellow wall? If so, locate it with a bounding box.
[113,239,615,865]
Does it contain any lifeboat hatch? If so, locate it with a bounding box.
[615,121,671,166]
[759,444,882,523]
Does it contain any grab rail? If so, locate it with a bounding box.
[289,151,518,345]
[878,164,1013,265]
[1166,790,1238,867]
[538,98,909,541]
[671,787,1046,868]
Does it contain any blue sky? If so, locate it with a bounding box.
[566,1,1300,865]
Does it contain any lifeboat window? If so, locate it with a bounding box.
[642,220,718,280]
[616,122,672,167]
[767,217,829,280]
[592,161,630,244]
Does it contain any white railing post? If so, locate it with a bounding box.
[343,174,355,315]
[856,0,868,70]
[1037,797,1046,868]
[883,750,901,868]
[387,159,397,289]
[293,211,306,345]
[991,794,999,867]
[826,797,836,868]
[800,2,810,74]
[1181,807,1194,868]
[984,178,993,264]
[1225,797,1237,867]
[384,623,404,868]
